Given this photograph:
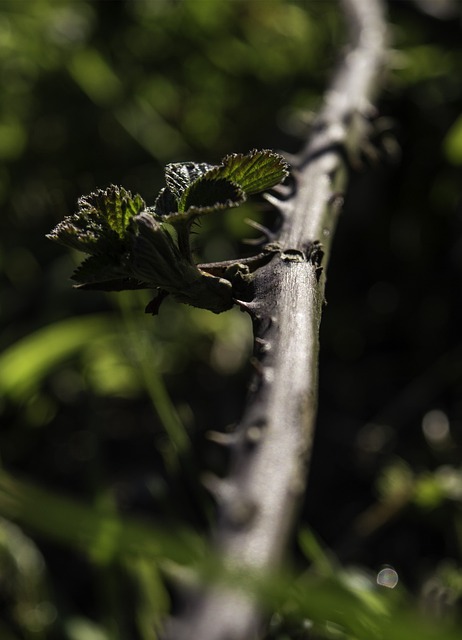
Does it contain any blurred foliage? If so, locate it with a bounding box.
[1,0,462,638]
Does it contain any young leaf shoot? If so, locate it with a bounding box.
[48,149,289,314]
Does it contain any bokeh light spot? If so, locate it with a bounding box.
[377,567,399,589]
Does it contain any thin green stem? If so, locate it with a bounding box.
[116,293,190,473]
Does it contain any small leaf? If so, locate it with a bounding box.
[75,278,149,292]
[164,162,214,203]
[171,272,234,314]
[71,255,149,291]
[129,212,199,289]
[152,187,178,217]
[47,214,112,254]
[160,149,289,224]
[47,150,290,313]
[210,149,289,195]
[79,185,146,238]
[129,214,234,313]
[72,254,126,285]
[182,176,244,212]
[165,177,246,223]
[47,185,146,255]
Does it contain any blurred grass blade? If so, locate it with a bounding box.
[298,527,336,577]
[0,470,203,566]
[116,293,191,466]
[126,557,169,640]
[0,315,116,402]
[1,472,462,640]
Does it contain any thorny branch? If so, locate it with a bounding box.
[165,0,388,638]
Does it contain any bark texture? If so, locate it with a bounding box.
[165,0,388,638]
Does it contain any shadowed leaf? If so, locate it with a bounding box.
[164,162,214,202]
[72,255,149,291]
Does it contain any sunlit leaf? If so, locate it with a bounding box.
[159,149,288,223]
[47,185,145,254]
[79,185,145,238]
[163,177,245,224]
[208,149,290,195]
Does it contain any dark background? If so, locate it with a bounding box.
[1,1,462,638]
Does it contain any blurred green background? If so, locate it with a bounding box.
[1,0,462,638]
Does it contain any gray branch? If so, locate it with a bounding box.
[165,0,388,638]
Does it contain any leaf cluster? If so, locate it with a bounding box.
[48,150,289,313]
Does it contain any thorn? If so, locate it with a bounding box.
[235,299,255,315]
[250,356,265,376]
[202,474,259,529]
[245,424,264,445]
[280,150,300,165]
[242,236,267,247]
[201,475,258,528]
[262,192,284,208]
[263,193,293,214]
[328,191,345,208]
[225,496,258,529]
[255,336,271,353]
[270,182,293,197]
[205,430,238,447]
[201,473,233,504]
[244,218,275,242]
[250,359,274,383]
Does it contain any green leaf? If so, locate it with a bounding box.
[181,176,245,213]
[129,212,199,289]
[47,150,290,313]
[47,185,146,255]
[71,255,149,291]
[208,149,289,195]
[160,149,288,223]
[74,277,150,292]
[298,528,336,577]
[152,187,178,217]
[47,213,113,255]
[164,161,214,202]
[129,214,235,313]
[162,176,245,224]
[79,185,146,238]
